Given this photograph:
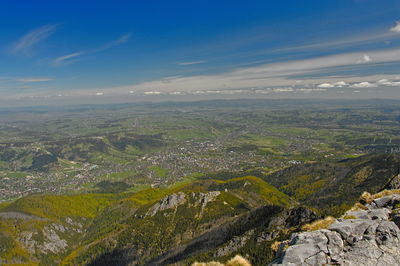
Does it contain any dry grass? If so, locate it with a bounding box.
[226,255,251,266]
[192,262,224,266]
[348,202,368,212]
[271,241,282,253]
[360,189,400,204]
[342,214,357,220]
[192,255,251,266]
[301,216,336,231]
[371,189,400,200]
[359,191,373,204]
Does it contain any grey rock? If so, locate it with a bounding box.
[365,202,378,210]
[391,212,400,227]
[214,229,254,257]
[39,226,68,254]
[374,196,395,208]
[386,174,400,190]
[52,223,66,233]
[270,191,400,266]
[196,191,220,207]
[18,231,36,254]
[274,230,332,265]
[344,208,390,220]
[147,192,186,216]
[193,191,220,218]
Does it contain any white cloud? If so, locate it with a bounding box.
[317,81,348,88]
[179,61,204,66]
[317,83,335,88]
[350,82,377,88]
[144,91,161,95]
[17,77,53,82]
[115,33,131,44]
[53,52,83,66]
[390,21,400,33]
[296,88,326,92]
[65,47,400,97]
[378,79,390,85]
[271,87,294,92]
[333,81,347,87]
[378,79,400,86]
[95,92,104,96]
[92,33,131,53]
[12,24,58,56]
[357,54,372,63]
[121,48,400,92]
[52,33,131,66]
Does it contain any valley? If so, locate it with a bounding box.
[1,99,400,201]
[1,99,400,265]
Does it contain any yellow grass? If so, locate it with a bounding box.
[192,255,251,266]
[301,216,336,231]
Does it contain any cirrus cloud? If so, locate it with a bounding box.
[52,33,131,66]
[17,77,53,82]
[12,24,58,56]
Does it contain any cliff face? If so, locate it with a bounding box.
[270,190,400,266]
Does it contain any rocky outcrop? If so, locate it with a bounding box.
[270,191,400,265]
[385,174,400,190]
[192,191,221,218]
[193,191,221,208]
[146,192,186,216]
[214,229,254,257]
[40,225,68,254]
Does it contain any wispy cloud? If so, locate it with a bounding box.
[0,77,53,83]
[390,21,400,33]
[101,47,400,93]
[91,33,131,53]
[12,24,58,56]
[263,21,400,57]
[178,60,205,66]
[17,77,53,82]
[52,52,83,66]
[52,33,131,66]
[357,54,372,63]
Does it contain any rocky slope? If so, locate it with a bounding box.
[1,154,400,265]
[0,176,309,265]
[270,190,400,266]
[263,153,400,216]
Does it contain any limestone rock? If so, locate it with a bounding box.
[39,226,68,254]
[270,191,400,266]
[147,192,186,216]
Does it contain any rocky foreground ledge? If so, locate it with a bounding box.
[270,190,400,266]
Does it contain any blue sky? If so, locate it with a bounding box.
[1,0,400,103]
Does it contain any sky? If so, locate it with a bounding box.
[1,0,400,105]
